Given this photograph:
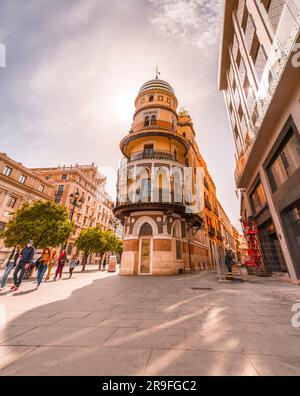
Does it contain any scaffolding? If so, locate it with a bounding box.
[241,216,269,276]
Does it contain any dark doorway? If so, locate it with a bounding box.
[281,200,300,278]
[258,220,287,273]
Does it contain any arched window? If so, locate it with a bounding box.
[144,116,150,127]
[139,222,153,236]
[183,132,186,138]
[149,95,154,102]
[150,115,156,125]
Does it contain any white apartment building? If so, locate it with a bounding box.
[219,0,300,283]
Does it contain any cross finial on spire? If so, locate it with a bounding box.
[155,66,160,79]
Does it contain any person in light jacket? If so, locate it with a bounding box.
[68,255,79,279]
[0,245,21,290]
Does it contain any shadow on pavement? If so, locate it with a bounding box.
[0,270,299,376]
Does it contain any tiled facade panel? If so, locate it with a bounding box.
[254,45,267,82]
[237,0,245,24]
[245,12,255,52]
[238,58,246,87]
[268,0,285,32]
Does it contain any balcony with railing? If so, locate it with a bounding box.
[129,150,184,164]
[234,2,300,186]
[114,187,189,216]
[133,120,175,133]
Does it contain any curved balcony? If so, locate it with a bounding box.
[120,127,190,157]
[129,150,184,164]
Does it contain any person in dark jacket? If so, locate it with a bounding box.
[225,250,234,276]
[11,240,35,291]
[0,245,21,290]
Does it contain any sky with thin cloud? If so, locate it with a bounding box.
[0,0,241,229]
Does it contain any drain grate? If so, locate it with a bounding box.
[190,287,213,291]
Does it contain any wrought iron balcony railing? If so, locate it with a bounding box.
[133,120,175,133]
[129,150,184,163]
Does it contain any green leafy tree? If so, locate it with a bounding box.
[75,227,123,271]
[99,230,123,270]
[1,200,73,249]
[75,226,104,271]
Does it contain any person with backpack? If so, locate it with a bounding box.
[0,245,21,290]
[11,240,35,292]
[54,250,67,280]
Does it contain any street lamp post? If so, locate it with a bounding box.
[109,217,120,233]
[63,190,84,253]
[69,190,84,222]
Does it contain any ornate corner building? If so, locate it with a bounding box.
[114,78,239,275]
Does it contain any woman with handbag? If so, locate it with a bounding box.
[0,245,21,290]
[35,247,51,290]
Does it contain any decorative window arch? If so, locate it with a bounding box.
[139,222,153,236]
[133,216,159,236]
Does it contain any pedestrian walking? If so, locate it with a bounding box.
[101,256,107,271]
[225,249,234,279]
[36,247,51,289]
[54,250,67,280]
[45,248,57,281]
[68,255,79,279]
[11,240,35,292]
[0,245,21,290]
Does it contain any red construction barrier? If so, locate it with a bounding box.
[241,217,266,272]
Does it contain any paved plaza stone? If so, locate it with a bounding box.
[0,267,300,376]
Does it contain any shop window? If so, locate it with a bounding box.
[176,240,182,260]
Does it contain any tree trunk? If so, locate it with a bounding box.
[98,253,104,271]
[82,251,88,272]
